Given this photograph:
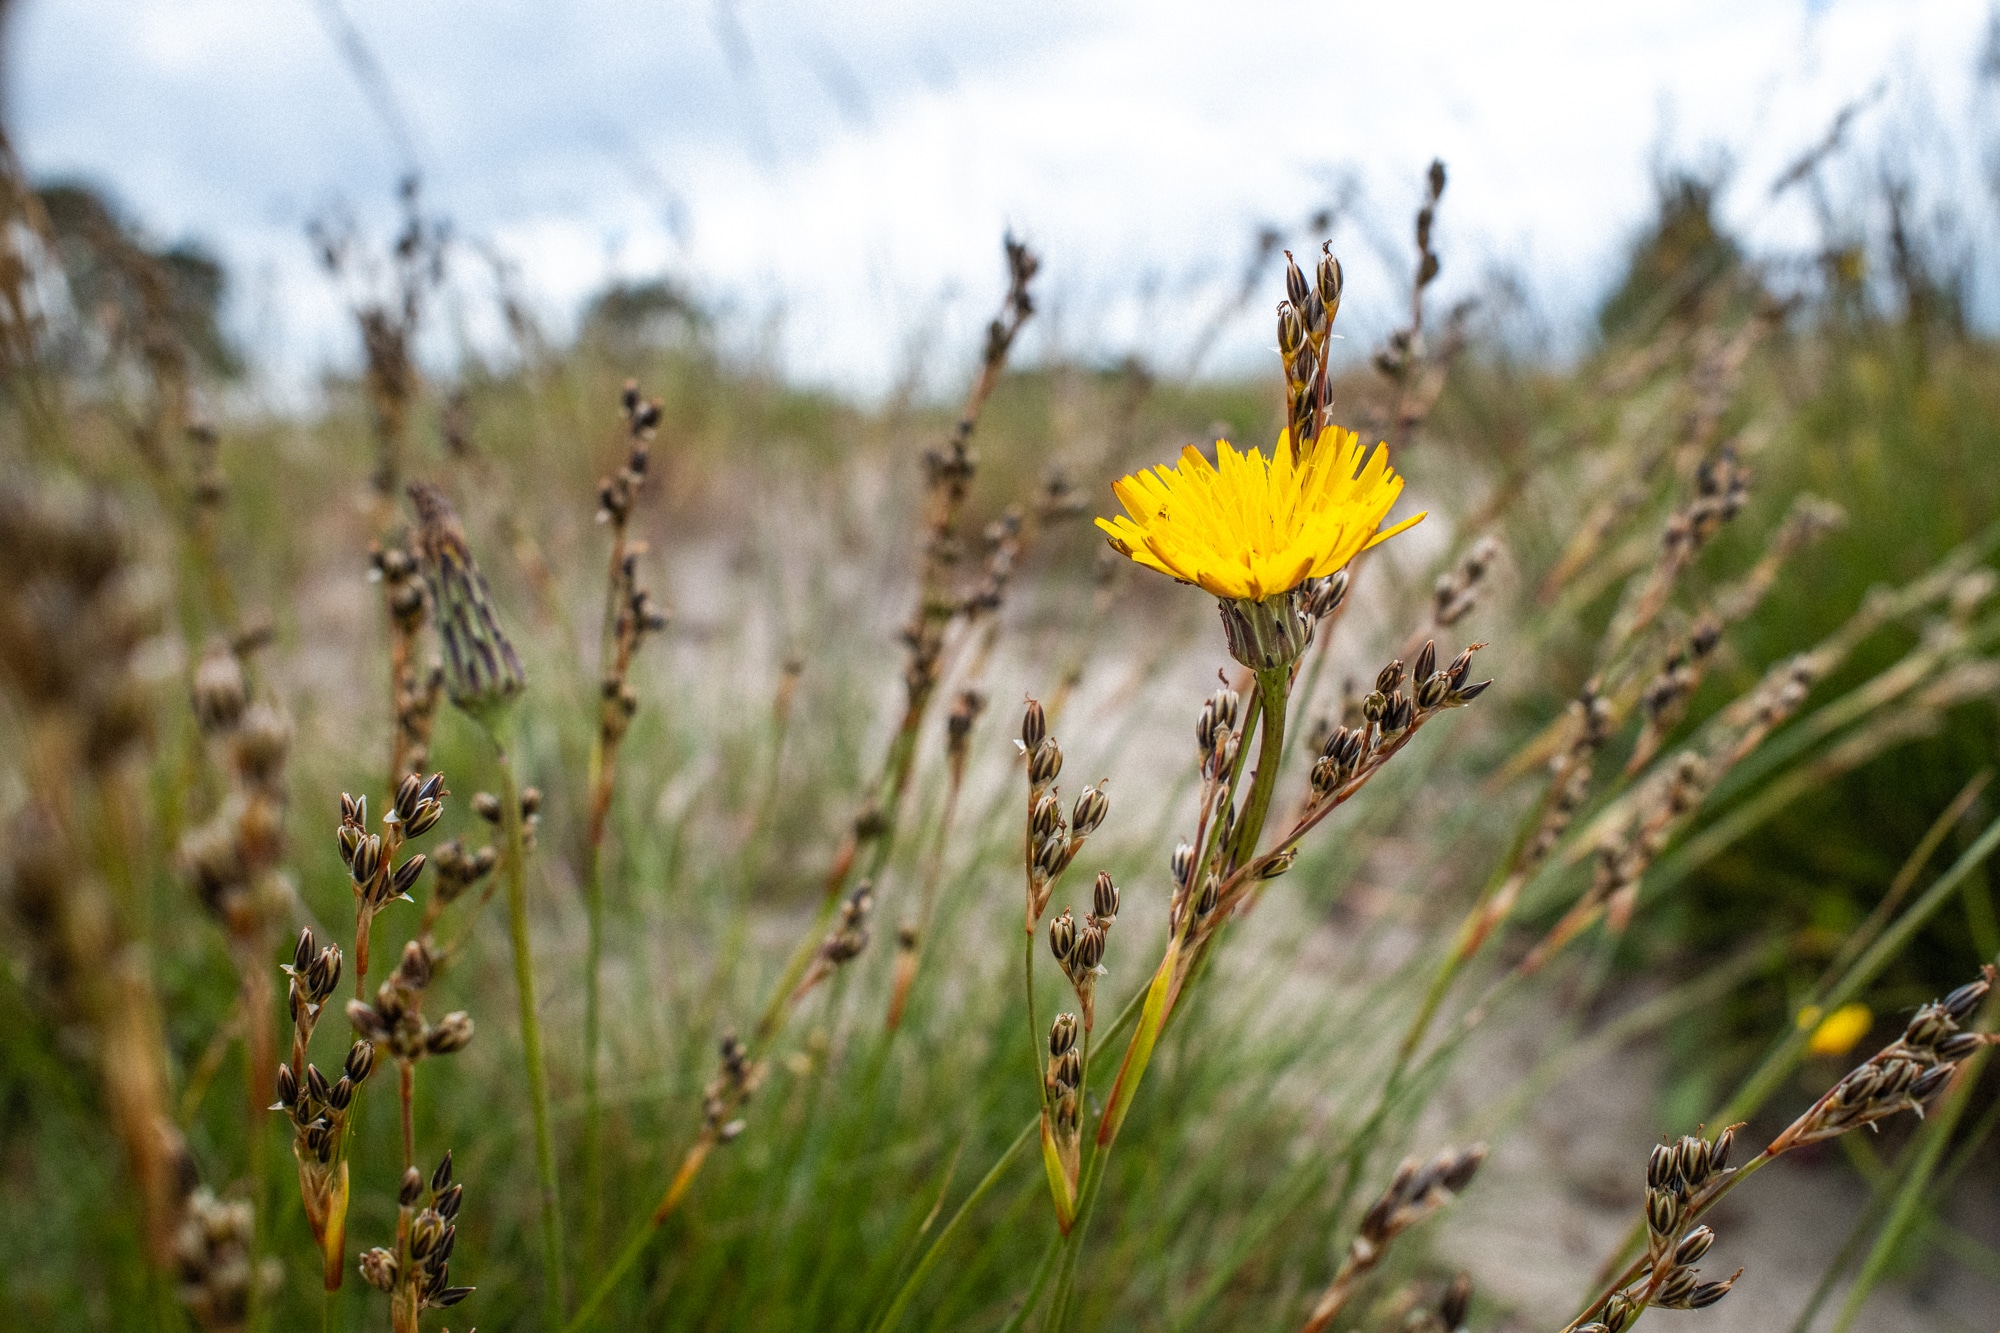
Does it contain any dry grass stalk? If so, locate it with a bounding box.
[309,178,446,510]
[808,234,1040,941]
[581,380,670,1267]
[0,478,199,1281]
[358,1151,474,1329]
[1561,967,1997,1332]
[373,539,443,790]
[1298,1145,1484,1333]
[563,242,1045,1321]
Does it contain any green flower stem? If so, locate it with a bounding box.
[488,722,566,1327]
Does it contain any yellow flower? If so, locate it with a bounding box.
[1802,1002,1872,1058]
[1096,427,1423,602]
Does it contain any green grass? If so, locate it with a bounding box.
[5,176,2000,1333]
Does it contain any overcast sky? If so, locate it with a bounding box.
[9,0,1998,397]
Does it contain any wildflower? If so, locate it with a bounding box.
[1096,427,1421,604]
[1097,428,1422,669]
[1803,1002,1872,1059]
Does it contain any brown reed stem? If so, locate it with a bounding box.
[399,1059,416,1172]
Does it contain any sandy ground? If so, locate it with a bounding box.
[1436,1011,2000,1332]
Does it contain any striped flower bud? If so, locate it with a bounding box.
[410,482,526,719]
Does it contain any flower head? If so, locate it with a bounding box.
[1096,427,1422,602]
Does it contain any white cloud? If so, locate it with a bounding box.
[8,0,1995,399]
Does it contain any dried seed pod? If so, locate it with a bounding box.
[1646,1187,1682,1239]
[344,1039,376,1083]
[1415,672,1451,710]
[1029,737,1063,788]
[1033,833,1074,884]
[1070,922,1106,973]
[1305,570,1348,619]
[360,1246,399,1292]
[1283,250,1311,309]
[1937,1031,1987,1061]
[471,791,502,823]
[1170,842,1196,890]
[405,799,445,837]
[1031,789,1064,841]
[1910,1063,1955,1103]
[432,1149,454,1194]
[390,853,427,898]
[1674,1225,1715,1265]
[400,1166,424,1206]
[1093,871,1119,921]
[349,833,383,887]
[1687,1274,1740,1309]
[1048,910,1077,965]
[1277,302,1306,362]
[1654,1267,1699,1308]
[1049,1012,1079,1057]
[1049,1046,1081,1092]
[1942,976,1989,1020]
[426,1011,474,1055]
[1070,782,1110,837]
[1022,698,1046,753]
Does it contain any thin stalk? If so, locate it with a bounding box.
[581,735,609,1276]
[1826,992,1997,1333]
[398,1059,415,1170]
[999,1238,1062,1333]
[869,1122,1036,1333]
[1047,664,1290,1330]
[490,728,566,1327]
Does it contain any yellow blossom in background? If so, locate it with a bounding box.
[1096,427,1424,601]
[1802,1002,1873,1058]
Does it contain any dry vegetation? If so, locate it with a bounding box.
[3,86,2000,1333]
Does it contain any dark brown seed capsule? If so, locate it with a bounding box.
[1093,872,1119,921]
[1070,923,1105,972]
[1049,1013,1078,1057]
[1674,1226,1715,1265]
[1022,699,1046,753]
[1048,910,1076,964]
